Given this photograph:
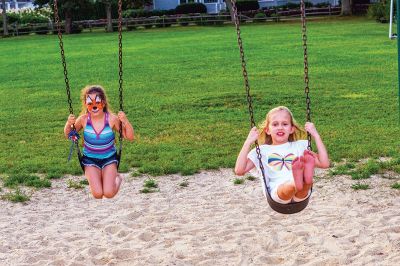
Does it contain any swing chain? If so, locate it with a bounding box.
[117,0,124,160]
[230,0,268,187]
[118,0,124,113]
[54,0,74,117]
[300,0,312,150]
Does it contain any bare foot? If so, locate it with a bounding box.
[292,156,304,191]
[303,150,315,185]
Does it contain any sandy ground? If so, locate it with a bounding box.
[1,168,400,266]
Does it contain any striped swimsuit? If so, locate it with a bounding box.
[83,112,116,159]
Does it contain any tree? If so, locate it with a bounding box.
[34,0,91,34]
[341,0,352,15]
[99,0,115,32]
[1,0,8,36]
[224,0,235,22]
[126,0,152,9]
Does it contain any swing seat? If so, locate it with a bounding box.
[265,188,311,214]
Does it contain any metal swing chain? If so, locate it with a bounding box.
[230,0,268,189]
[54,0,74,117]
[300,0,312,150]
[117,0,124,157]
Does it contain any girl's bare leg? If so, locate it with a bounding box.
[303,150,315,185]
[292,156,304,191]
[102,163,120,198]
[85,166,103,199]
[277,182,296,201]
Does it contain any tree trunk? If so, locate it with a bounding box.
[65,11,72,34]
[341,0,352,16]
[106,3,113,32]
[1,0,9,36]
[224,0,235,23]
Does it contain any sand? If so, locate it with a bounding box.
[1,168,400,266]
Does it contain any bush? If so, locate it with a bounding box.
[254,12,267,22]
[34,25,50,35]
[236,0,260,12]
[53,23,82,34]
[367,2,391,23]
[178,15,191,26]
[155,16,173,28]
[126,21,137,31]
[176,3,207,14]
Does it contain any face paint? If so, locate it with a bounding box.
[86,95,104,113]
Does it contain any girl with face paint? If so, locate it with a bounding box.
[64,85,134,199]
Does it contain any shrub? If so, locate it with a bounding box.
[367,2,391,23]
[156,16,173,28]
[236,0,260,12]
[34,25,50,35]
[178,15,191,26]
[126,21,137,31]
[176,3,207,14]
[254,12,267,22]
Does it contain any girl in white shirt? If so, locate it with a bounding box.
[235,106,330,204]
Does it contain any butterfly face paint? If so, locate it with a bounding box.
[86,95,104,113]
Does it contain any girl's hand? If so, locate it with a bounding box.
[245,127,259,144]
[67,114,76,127]
[118,111,128,124]
[304,122,319,138]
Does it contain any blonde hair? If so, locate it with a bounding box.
[80,85,112,115]
[258,106,306,145]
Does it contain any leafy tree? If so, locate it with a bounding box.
[34,0,92,33]
[126,0,152,9]
[98,0,115,32]
[1,0,8,36]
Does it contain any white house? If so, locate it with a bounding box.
[152,0,339,14]
[153,0,227,14]
[0,0,35,11]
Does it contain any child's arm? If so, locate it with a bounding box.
[304,122,330,168]
[116,111,134,141]
[64,114,83,139]
[234,127,258,176]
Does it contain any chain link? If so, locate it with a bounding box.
[230,0,268,188]
[300,0,312,150]
[54,0,82,167]
[54,0,73,117]
[117,0,124,160]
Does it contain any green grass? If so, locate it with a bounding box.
[246,175,257,181]
[0,17,399,178]
[3,174,51,188]
[391,182,400,189]
[1,188,30,203]
[351,183,370,190]
[67,179,86,189]
[233,178,245,185]
[140,178,159,193]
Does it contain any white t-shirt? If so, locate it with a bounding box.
[248,140,308,195]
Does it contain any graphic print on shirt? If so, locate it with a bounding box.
[267,153,296,171]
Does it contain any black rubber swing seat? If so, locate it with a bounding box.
[265,189,311,214]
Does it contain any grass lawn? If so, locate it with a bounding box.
[0,17,398,177]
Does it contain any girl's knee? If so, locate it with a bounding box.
[92,191,104,199]
[278,183,296,200]
[103,189,117,198]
